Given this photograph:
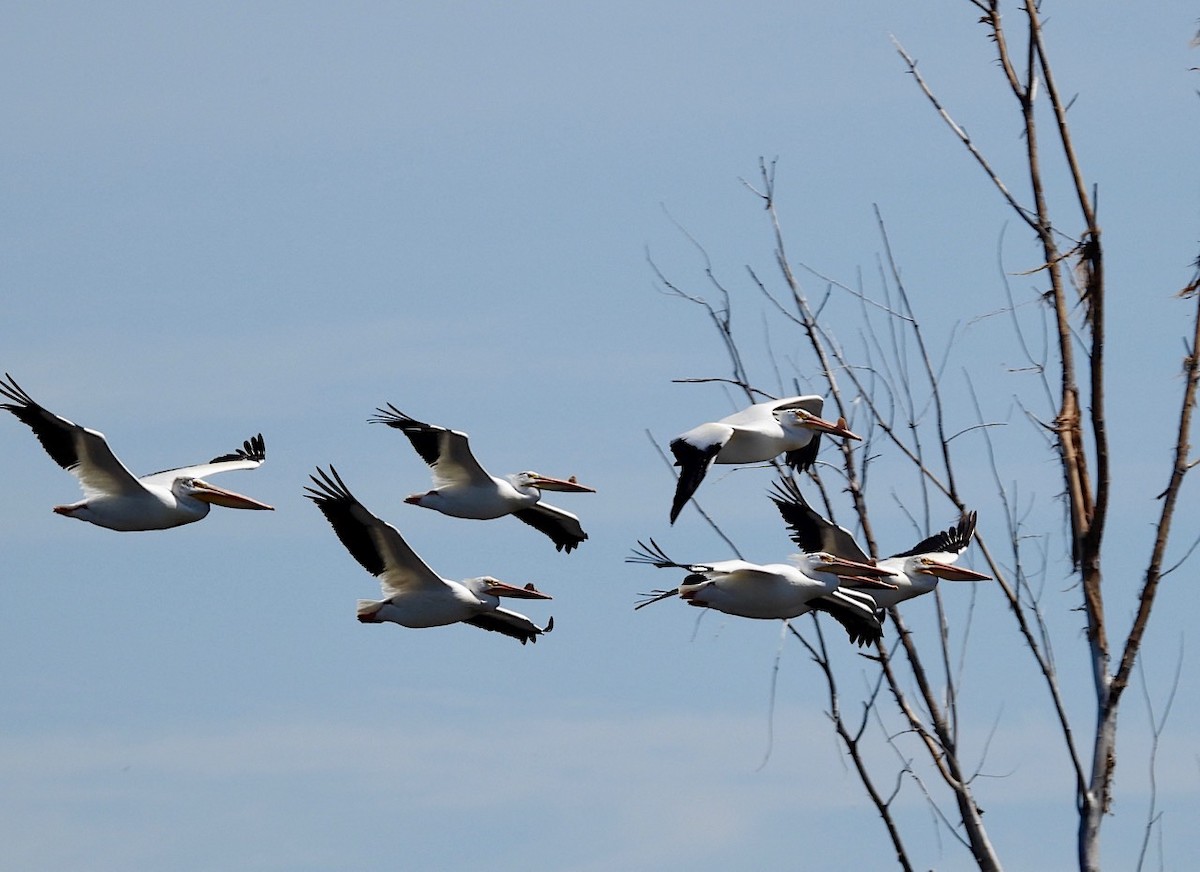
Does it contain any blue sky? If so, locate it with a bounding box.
[3,3,1199,870]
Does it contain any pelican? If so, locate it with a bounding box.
[627,539,894,647]
[769,475,990,611]
[305,466,553,644]
[370,404,595,553]
[669,395,860,524]
[0,374,272,531]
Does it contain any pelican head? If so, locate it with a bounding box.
[678,578,715,604]
[511,471,596,493]
[912,557,991,581]
[179,477,274,511]
[404,490,433,505]
[468,577,554,600]
[787,409,862,441]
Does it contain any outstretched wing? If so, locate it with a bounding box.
[464,611,553,645]
[304,466,447,599]
[668,423,731,524]
[370,404,493,490]
[809,589,883,647]
[0,373,143,500]
[141,434,267,487]
[512,502,587,553]
[718,395,822,426]
[769,475,871,563]
[889,511,978,560]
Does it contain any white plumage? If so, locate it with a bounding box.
[769,475,990,610]
[305,466,553,645]
[0,374,272,531]
[668,395,859,523]
[628,539,894,647]
[371,405,595,552]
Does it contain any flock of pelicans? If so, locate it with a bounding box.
[0,374,991,647]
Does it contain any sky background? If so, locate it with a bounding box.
[2,3,1199,870]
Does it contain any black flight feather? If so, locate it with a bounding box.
[304,466,388,577]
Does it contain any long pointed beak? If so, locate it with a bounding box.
[191,479,274,511]
[803,414,862,441]
[530,474,596,493]
[819,556,898,589]
[493,581,554,600]
[838,574,899,591]
[921,561,992,581]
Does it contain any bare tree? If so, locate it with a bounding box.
[649,5,1199,870]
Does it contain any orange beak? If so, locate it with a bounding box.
[491,581,554,600]
[920,561,992,581]
[802,414,861,441]
[191,479,274,511]
[817,556,898,589]
[529,474,596,493]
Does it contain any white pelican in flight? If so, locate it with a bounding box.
[0,374,273,531]
[370,404,595,553]
[669,395,860,524]
[769,475,990,611]
[305,466,554,644]
[627,539,895,647]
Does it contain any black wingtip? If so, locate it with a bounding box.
[889,508,980,559]
[0,376,83,471]
[767,473,807,508]
[784,433,821,472]
[209,433,266,464]
[368,403,428,429]
[303,464,353,505]
[626,538,679,568]
[667,437,718,524]
[0,373,36,409]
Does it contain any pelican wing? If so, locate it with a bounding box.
[626,538,700,571]
[769,476,871,563]
[770,395,825,414]
[371,405,492,489]
[888,511,978,560]
[634,588,680,610]
[464,610,553,645]
[783,436,821,472]
[720,565,796,586]
[810,589,883,647]
[140,434,267,487]
[511,502,587,553]
[0,373,143,500]
[668,424,730,524]
[305,466,446,598]
[718,395,823,427]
